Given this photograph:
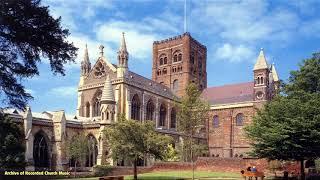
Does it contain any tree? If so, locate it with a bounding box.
[176,83,210,162]
[176,83,209,180]
[105,115,172,180]
[0,0,77,110]
[245,53,320,180]
[0,112,25,170]
[67,134,88,178]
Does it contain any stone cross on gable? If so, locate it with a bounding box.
[99,45,104,57]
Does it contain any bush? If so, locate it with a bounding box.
[93,165,113,177]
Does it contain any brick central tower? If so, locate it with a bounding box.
[152,32,207,97]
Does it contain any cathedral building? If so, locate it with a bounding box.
[3,32,279,170]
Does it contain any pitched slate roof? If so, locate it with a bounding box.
[126,71,176,99]
[201,82,254,105]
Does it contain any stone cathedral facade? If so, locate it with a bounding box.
[4,32,279,170]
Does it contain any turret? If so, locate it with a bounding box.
[253,48,270,102]
[100,75,115,123]
[81,44,91,76]
[117,33,129,78]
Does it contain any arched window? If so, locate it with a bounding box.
[159,104,166,127]
[86,135,98,167]
[164,57,167,64]
[131,94,141,120]
[146,100,154,120]
[163,68,167,75]
[174,54,178,62]
[261,77,264,84]
[236,113,244,126]
[190,53,195,64]
[92,91,102,117]
[213,115,219,128]
[178,53,182,61]
[33,131,49,168]
[85,102,90,117]
[160,58,163,65]
[170,108,176,128]
[173,79,178,92]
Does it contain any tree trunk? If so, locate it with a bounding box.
[133,158,138,180]
[74,160,77,178]
[300,159,305,180]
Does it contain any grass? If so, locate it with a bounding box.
[54,170,241,180]
[124,170,241,180]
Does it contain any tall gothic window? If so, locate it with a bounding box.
[170,108,176,128]
[86,134,98,167]
[213,115,219,128]
[146,100,154,120]
[173,54,178,62]
[178,53,182,61]
[33,131,49,168]
[85,102,90,117]
[131,94,141,120]
[159,104,166,127]
[236,113,244,126]
[164,57,168,64]
[173,79,178,93]
[160,58,163,65]
[92,91,102,117]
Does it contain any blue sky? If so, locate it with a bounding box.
[22,0,320,115]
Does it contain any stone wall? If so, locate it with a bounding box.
[103,158,301,176]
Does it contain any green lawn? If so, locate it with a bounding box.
[124,170,241,180]
[55,171,241,180]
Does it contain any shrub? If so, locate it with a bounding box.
[93,165,113,177]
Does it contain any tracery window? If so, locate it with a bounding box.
[146,100,154,120]
[94,62,106,78]
[131,94,141,120]
[92,91,102,117]
[159,104,166,127]
[236,113,244,126]
[86,135,98,167]
[33,132,49,168]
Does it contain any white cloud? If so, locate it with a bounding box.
[48,86,77,97]
[213,43,255,63]
[96,20,161,61]
[66,33,116,69]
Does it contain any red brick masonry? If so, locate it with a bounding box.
[109,157,300,176]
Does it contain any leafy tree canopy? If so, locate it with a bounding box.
[285,53,320,95]
[105,115,172,180]
[0,0,77,109]
[245,53,320,179]
[0,112,25,170]
[176,83,210,162]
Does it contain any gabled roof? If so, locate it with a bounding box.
[201,82,254,105]
[254,49,268,70]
